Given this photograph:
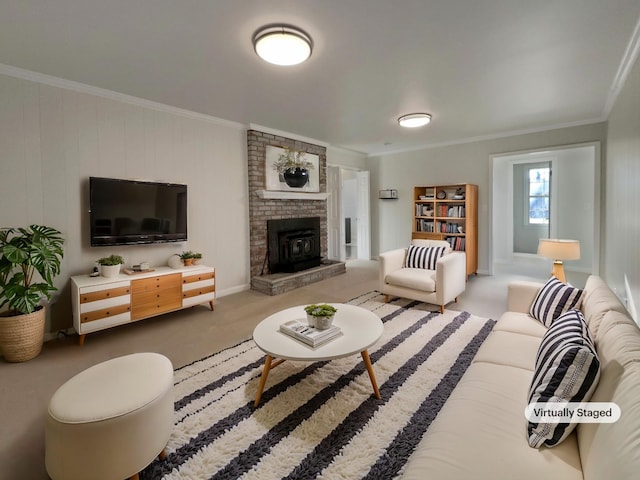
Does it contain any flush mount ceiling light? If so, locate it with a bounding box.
[253,24,313,66]
[398,113,432,128]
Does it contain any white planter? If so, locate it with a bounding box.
[100,264,121,278]
[314,315,335,330]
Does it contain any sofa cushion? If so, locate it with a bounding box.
[527,309,600,448]
[404,245,445,270]
[576,311,640,480]
[581,275,628,342]
[529,277,584,327]
[411,238,452,254]
[401,362,583,480]
[472,330,540,371]
[385,268,436,292]
[492,311,547,338]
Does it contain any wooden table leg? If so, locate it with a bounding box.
[361,350,381,399]
[254,355,273,407]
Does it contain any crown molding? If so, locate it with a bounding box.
[0,63,244,129]
[366,117,606,158]
[603,15,640,117]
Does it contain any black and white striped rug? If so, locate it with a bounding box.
[142,292,495,480]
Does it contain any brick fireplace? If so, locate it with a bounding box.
[247,130,345,294]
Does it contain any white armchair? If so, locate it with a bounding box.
[379,240,467,313]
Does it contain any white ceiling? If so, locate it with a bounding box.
[1,0,639,155]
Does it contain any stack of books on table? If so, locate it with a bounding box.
[280,320,342,347]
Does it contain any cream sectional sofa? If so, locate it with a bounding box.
[402,275,640,479]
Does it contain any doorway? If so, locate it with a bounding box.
[327,166,371,262]
[491,143,600,280]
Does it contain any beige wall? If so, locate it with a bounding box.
[0,73,249,333]
[367,123,607,273]
[604,52,640,319]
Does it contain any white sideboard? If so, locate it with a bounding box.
[71,265,215,345]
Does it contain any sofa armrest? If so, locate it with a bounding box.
[379,248,407,285]
[507,281,543,313]
[435,252,466,302]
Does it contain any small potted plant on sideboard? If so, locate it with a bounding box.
[179,251,195,266]
[97,254,124,278]
[0,225,64,362]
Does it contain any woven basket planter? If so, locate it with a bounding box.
[0,306,45,362]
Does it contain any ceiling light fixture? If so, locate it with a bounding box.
[253,24,313,66]
[398,113,432,128]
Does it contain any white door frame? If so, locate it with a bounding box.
[326,165,371,261]
[490,141,601,276]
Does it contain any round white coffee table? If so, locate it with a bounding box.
[252,303,383,407]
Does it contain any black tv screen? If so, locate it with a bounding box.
[90,177,187,246]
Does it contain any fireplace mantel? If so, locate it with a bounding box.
[255,190,329,201]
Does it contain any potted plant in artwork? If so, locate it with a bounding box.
[0,225,64,362]
[304,304,338,330]
[273,147,315,188]
[97,254,124,278]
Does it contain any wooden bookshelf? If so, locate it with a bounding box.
[412,184,478,276]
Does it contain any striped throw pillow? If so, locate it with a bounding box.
[404,245,446,270]
[530,277,584,327]
[527,309,600,448]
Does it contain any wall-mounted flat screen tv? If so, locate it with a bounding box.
[90,177,187,246]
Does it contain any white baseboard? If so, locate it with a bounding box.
[217,284,251,297]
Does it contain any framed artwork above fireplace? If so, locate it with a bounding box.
[265,146,320,192]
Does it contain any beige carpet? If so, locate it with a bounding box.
[141,292,495,479]
[0,260,537,479]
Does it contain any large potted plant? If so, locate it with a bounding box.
[273,148,314,188]
[0,225,64,362]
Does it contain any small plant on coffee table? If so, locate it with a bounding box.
[305,304,338,329]
[304,304,337,317]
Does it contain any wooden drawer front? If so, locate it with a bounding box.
[81,304,131,323]
[133,289,182,306]
[80,286,131,304]
[132,274,181,293]
[131,296,182,320]
[182,285,216,299]
[183,271,215,284]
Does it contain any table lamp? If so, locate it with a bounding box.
[537,239,580,283]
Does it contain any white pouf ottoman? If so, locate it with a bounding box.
[45,352,174,480]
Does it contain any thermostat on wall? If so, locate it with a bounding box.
[379,189,398,199]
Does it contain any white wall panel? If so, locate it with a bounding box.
[0,76,29,227]
[23,82,44,224]
[605,52,640,316]
[0,72,248,333]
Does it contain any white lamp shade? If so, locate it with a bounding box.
[253,26,312,66]
[537,239,580,260]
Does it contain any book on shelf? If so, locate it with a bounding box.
[279,320,343,347]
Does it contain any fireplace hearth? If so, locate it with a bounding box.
[268,217,322,273]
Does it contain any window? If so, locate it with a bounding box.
[528,167,550,224]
